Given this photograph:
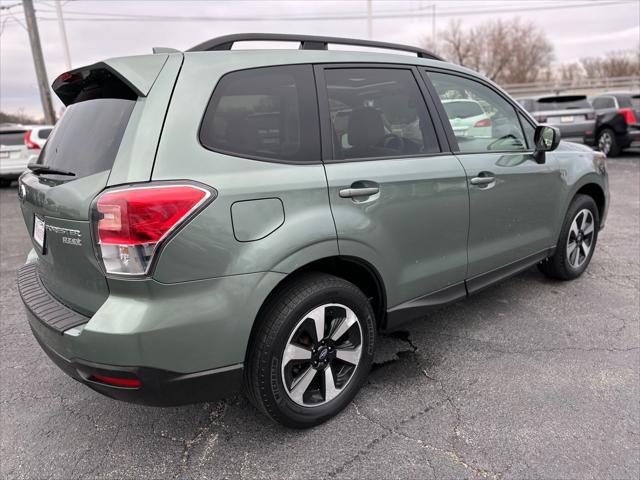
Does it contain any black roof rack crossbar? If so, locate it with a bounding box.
[187,33,443,60]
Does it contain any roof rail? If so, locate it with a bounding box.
[187,33,443,61]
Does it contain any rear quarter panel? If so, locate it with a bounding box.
[150,52,338,283]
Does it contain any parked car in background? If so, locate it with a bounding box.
[17,33,609,428]
[517,95,596,144]
[0,124,53,186]
[588,92,640,156]
[441,98,492,138]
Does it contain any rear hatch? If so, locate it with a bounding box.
[19,54,180,316]
[0,127,28,175]
[531,95,595,126]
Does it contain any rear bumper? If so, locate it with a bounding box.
[16,261,286,406]
[31,324,242,406]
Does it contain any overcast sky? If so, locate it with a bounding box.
[1,0,638,118]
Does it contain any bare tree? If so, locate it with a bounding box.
[581,51,640,78]
[0,110,44,125]
[423,18,554,85]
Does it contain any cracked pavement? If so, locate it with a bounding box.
[1,152,639,479]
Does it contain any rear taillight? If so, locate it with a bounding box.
[586,112,596,120]
[474,118,492,127]
[24,130,39,149]
[534,115,547,123]
[619,108,637,124]
[93,184,211,275]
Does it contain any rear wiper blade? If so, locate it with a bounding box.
[27,163,76,176]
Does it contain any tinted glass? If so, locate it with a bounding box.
[323,68,439,160]
[616,96,633,108]
[534,98,591,111]
[38,99,134,179]
[443,100,484,118]
[428,71,526,153]
[593,97,615,109]
[38,128,52,139]
[0,131,27,146]
[631,96,640,110]
[200,65,320,162]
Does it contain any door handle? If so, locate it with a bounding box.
[470,177,494,185]
[339,186,379,198]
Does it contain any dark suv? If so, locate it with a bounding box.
[17,34,608,428]
[589,92,640,156]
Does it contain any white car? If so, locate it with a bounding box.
[441,99,492,138]
[0,124,53,186]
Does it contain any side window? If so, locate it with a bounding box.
[200,65,320,162]
[427,71,527,153]
[322,68,440,160]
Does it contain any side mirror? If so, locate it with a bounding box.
[533,125,561,163]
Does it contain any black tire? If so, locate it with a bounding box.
[538,194,599,280]
[244,272,376,428]
[0,179,12,188]
[597,128,621,157]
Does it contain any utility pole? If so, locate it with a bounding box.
[22,0,56,124]
[367,0,372,39]
[432,3,436,46]
[55,0,72,71]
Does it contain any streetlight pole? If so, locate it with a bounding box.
[55,0,72,71]
[22,0,56,124]
[367,0,372,39]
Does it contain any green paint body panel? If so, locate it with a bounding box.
[107,54,183,186]
[18,48,609,389]
[322,155,469,307]
[103,53,169,97]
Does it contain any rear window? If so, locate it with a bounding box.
[37,128,52,140]
[37,98,135,179]
[0,131,27,147]
[443,101,484,119]
[199,65,320,163]
[534,97,591,111]
[617,96,633,108]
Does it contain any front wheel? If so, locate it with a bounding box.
[244,273,375,428]
[539,194,599,280]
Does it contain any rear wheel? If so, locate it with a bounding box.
[244,273,375,428]
[597,128,620,156]
[539,194,599,280]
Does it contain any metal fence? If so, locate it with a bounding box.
[501,76,640,97]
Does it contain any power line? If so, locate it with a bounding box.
[29,0,631,22]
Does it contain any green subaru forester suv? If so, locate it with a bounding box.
[17,34,608,428]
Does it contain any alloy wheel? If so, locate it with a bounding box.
[598,131,612,155]
[281,303,363,407]
[566,208,595,269]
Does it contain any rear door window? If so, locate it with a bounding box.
[37,98,135,179]
[199,65,320,163]
[321,68,440,160]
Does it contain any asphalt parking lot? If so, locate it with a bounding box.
[1,151,638,480]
